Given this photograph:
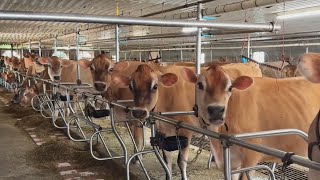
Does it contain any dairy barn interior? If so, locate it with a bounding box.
[1,0,320,180]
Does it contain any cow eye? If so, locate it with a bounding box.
[128,83,133,90]
[152,84,158,91]
[60,65,63,68]
[228,86,233,92]
[197,82,204,90]
[109,68,114,72]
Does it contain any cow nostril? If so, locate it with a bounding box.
[132,110,147,118]
[53,76,60,80]
[207,106,225,115]
[94,83,106,91]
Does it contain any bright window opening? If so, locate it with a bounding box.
[200,53,205,64]
[52,51,68,59]
[2,50,19,58]
[252,51,265,63]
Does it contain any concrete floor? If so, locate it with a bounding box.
[0,95,61,180]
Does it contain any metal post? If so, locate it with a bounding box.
[124,51,127,60]
[19,44,23,59]
[10,44,13,57]
[210,48,213,62]
[139,51,142,62]
[115,24,120,63]
[76,27,81,84]
[247,34,251,58]
[28,39,31,53]
[306,47,309,53]
[196,3,202,75]
[180,47,183,61]
[54,35,58,54]
[38,39,41,57]
[223,143,232,180]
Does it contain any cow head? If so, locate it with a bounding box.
[181,65,253,126]
[38,56,73,82]
[2,72,16,83]
[112,64,178,119]
[298,53,320,83]
[20,86,37,107]
[79,54,114,92]
[10,57,21,71]
[23,53,37,69]
[11,87,23,104]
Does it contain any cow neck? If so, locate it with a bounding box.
[308,110,320,160]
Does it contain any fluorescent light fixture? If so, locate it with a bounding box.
[277,9,320,19]
[182,27,208,33]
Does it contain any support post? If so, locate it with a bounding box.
[210,48,213,62]
[10,44,13,57]
[28,39,31,53]
[306,47,309,53]
[38,39,42,57]
[115,24,120,63]
[124,51,127,59]
[54,35,58,54]
[180,47,183,62]
[196,3,202,75]
[76,27,81,84]
[247,34,251,58]
[139,51,142,62]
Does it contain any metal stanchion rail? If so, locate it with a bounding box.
[151,115,320,171]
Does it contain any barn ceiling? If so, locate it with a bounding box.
[0,0,320,50]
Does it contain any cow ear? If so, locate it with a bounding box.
[114,61,129,72]
[232,76,253,90]
[298,53,320,83]
[38,57,49,65]
[181,68,197,83]
[112,74,130,88]
[160,73,178,87]
[79,59,91,69]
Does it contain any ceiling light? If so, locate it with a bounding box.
[277,9,320,20]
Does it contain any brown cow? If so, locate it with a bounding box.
[79,57,147,161]
[112,64,197,180]
[5,56,21,71]
[181,64,320,180]
[19,67,50,107]
[297,53,320,180]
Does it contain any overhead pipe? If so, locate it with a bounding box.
[175,0,293,20]
[0,11,279,32]
[141,0,218,17]
[107,42,320,52]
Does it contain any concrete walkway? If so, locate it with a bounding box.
[0,103,61,180]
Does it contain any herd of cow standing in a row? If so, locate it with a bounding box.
[1,52,320,180]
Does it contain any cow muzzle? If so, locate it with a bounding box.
[94,82,106,92]
[207,105,225,125]
[131,107,149,119]
[53,76,60,81]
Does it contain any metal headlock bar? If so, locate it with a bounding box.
[3,70,320,180]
